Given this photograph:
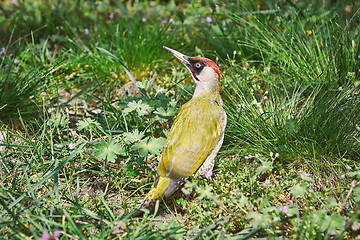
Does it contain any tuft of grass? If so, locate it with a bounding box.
[224,76,359,175]
[220,0,360,181]
[0,57,48,119]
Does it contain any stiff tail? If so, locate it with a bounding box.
[131,176,171,217]
[131,175,185,217]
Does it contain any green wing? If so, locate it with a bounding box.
[158,98,225,179]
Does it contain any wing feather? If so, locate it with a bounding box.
[158,98,225,179]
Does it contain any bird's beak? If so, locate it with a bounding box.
[163,46,191,66]
[164,46,199,82]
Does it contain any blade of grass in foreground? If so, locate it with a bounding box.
[2,142,86,214]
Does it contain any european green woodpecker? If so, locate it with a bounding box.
[134,46,227,216]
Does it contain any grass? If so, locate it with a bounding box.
[1,0,360,239]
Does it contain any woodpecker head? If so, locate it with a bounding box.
[164,46,221,97]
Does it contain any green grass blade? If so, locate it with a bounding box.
[3,142,86,213]
[97,47,146,96]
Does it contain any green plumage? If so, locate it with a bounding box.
[134,94,226,215]
[159,93,226,179]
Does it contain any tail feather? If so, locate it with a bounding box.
[131,175,186,217]
[131,199,157,218]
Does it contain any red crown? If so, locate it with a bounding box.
[191,57,221,82]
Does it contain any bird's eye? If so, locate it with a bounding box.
[195,62,202,68]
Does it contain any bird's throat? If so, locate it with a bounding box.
[193,84,219,99]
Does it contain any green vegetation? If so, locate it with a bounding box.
[1,0,359,239]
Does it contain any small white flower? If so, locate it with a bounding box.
[69,142,76,150]
[157,88,165,94]
[279,205,288,213]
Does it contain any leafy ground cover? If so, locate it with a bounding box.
[0,0,359,239]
